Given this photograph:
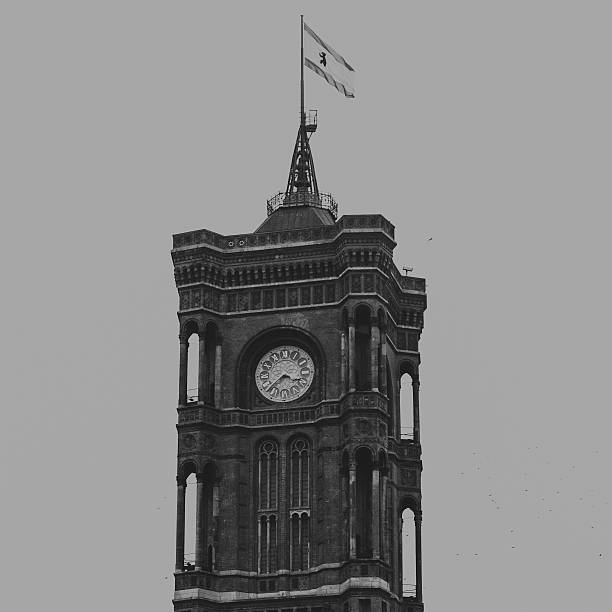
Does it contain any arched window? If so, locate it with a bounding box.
[355,306,371,390]
[290,512,310,570]
[290,439,309,508]
[184,471,197,568]
[257,441,278,573]
[355,447,373,558]
[289,438,311,570]
[401,508,417,599]
[400,371,414,440]
[186,334,199,402]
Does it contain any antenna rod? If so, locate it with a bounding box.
[300,14,305,126]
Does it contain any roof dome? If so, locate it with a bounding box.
[254,204,335,233]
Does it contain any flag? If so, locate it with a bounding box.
[304,22,355,98]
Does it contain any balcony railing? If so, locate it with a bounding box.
[266,191,338,219]
[400,427,414,440]
[403,582,417,597]
[182,553,196,571]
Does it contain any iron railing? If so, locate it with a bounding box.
[266,191,338,219]
[403,582,417,597]
[400,427,414,440]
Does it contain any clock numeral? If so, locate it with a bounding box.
[270,353,280,363]
[290,386,299,395]
[297,378,307,388]
[300,368,310,377]
[280,349,289,359]
[270,387,279,397]
[262,361,272,370]
[259,371,269,380]
[262,380,271,389]
[280,389,289,399]
[297,357,307,367]
[290,350,299,361]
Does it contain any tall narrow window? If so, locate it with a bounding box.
[186,334,199,403]
[290,512,310,571]
[400,372,414,440]
[289,438,311,570]
[258,441,278,573]
[290,439,309,508]
[184,472,197,567]
[401,508,417,599]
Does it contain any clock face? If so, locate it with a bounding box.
[255,345,314,403]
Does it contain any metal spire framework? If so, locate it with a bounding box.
[266,15,337,219]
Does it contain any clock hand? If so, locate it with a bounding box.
[269,373,289,389]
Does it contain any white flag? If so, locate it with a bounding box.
[304,22,355,98]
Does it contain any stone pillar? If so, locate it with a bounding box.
[195,475,205,570]
[380,470,388,561]
[175,480,186,571]
[178,337,188,406]
[412,375,421,443]
[257,515,262,574]
[372,462,380,558]
[370,320,380,392]
[214,340,222,407]
[212,483,220,570]
[349,462,357,557]
[340,332,347,394]
[415,510,423,602]
[348,319,356,392]
[198,333,206,403]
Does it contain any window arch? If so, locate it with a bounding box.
[289,438,311,571]
[257,440,278,574]
[258,440,278,510]
[290,438,310,509]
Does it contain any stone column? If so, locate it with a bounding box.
[214,340,222,407]
[415,510,423,602]
[198,333,206,403]
[195,475,205,570]
[348,318,356,392]
[175,480,186,571]
[178,337,188,406]
[349,461,357,557]
[412,375,421,443]
[372,462,380,558]
[370,320,380,391]
[380,470,388,561]
[212,483,220,570]
[340,332,347,394]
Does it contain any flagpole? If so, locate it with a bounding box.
[300,14,305,127]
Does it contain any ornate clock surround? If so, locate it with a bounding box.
[237,327,326,409]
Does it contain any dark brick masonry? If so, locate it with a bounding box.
[171,208,426,612]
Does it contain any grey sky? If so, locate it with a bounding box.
[1,2,610,611]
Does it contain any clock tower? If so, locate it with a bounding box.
[170,113,427,612]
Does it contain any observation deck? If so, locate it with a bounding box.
[266,191,338,220]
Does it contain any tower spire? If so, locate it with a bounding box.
[284,15,319,205]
